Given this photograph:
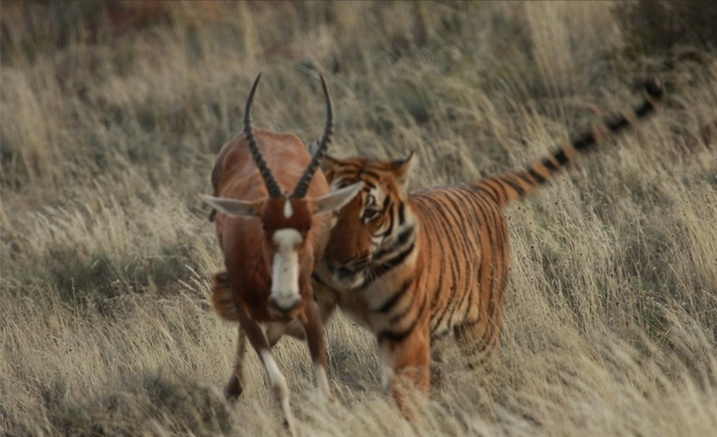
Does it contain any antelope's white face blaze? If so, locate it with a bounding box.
[283,199,293,218]
[270,228,303,310]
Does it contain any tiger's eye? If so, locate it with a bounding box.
[363,209,380,222]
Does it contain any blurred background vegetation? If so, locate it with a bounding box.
[1,1,716,436]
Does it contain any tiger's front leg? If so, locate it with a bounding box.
[377,321,431,418]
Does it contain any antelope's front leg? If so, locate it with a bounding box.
[224,326,247,401]
[239,315,297,436]
[300,298,331,401]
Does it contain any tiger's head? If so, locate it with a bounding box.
[320,152,418,288]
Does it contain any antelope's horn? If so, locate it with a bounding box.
[292,74,334,198]
[244,73,283,198]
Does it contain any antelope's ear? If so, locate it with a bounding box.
[200,195,264,218]
[312,182,362,214]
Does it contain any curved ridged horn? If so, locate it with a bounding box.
[245,73,283,198]
[291,75,334,198]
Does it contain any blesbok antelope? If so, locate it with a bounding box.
[201,74,361,435]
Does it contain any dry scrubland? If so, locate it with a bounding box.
[1,1,716,436]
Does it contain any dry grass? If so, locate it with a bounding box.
[1,1,716,436]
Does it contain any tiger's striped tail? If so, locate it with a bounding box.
[473,78,664,207]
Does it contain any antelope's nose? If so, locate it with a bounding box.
[269,294,301,314]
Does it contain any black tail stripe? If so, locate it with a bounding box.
[513,171,535,186]
[482,179,509,204]
[606,116,630,132]
[527,168,547,184]
[635,99,655,117]
[554,149,569,165]
[541,157,559,172]
[471,182,497,201]
[572,132,597,150]
[498,176,526,196]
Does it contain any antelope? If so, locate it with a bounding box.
[201,74,361,435]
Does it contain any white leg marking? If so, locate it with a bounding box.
[271,229,302,310]
[260,349,296,436]
[314,361,331,402]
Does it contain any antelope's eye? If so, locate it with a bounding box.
[261,223,268,231]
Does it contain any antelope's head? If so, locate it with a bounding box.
[202,74,361,319]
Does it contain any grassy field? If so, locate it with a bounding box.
[1,1,716,436]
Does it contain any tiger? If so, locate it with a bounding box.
[310,78,664,411]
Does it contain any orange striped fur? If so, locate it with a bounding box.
[311,79,664,412]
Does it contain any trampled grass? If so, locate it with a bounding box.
[1,2,716,436]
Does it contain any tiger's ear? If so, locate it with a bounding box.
[391,151,417,186]
[320,153,341,172]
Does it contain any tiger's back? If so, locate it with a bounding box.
[412,186,508,347]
